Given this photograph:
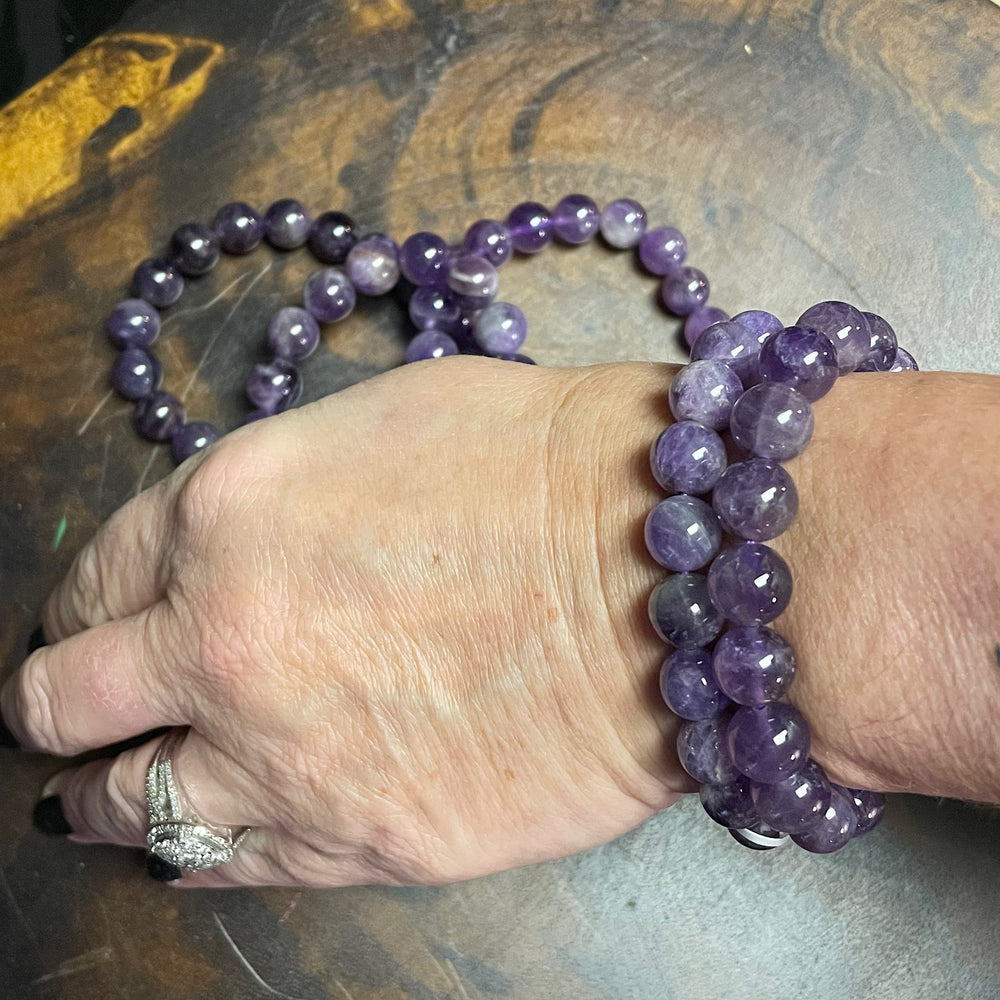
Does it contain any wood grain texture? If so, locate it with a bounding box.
[2,1,1000,998]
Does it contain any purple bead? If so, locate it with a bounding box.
[729,823,790,851]
[707,541,792,625]
[246,358,301,413]
[506,201,553,254]
[171,421,220,464]
[796,301,871,374]
[645,495,722,572]
[303,268,356,323]
[691,320,764,386]
[265,198,312,249]
[711,458,798,541]
[267,307,321,360]
[399,231,450,286]
[648,573,724,648]
[757,325,839,402]
[405,330,459,362]
[661,267,710,317]
[684,307,730,350]
[170,222,220,276]
[111,347,161,400]
[730,310,783,346]
[446,253,498,306]
[552,194,600,244]
[677,713,740,785]
[462,219,512,267]
[660,647,730,720]
[473,301,527,355]
[727,702,810,783]
[712,625,795,705]
[889,347,919,371]
[212,202,264,255]
[308,211,357,264]
[700,778,759,830]
[345,234,399,295]
[107,298,161,349]
[856,312,898,370]
[792,784,858,853]
[132,258,184,308]
[755,759,832,833]
[848,788,885,835]
[638,226,687,275]
[408,286,462,333]
[599,198,647,248]
[133,390,185,442]
[668,359,743,432]
[650,421,727,495]
[730,383,814,461]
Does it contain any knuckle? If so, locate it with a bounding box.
[103,757,147,836]
[16,661,78,755]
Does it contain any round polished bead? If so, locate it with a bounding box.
[111,347,161,400]
[660,647,730,720]
[856,312,898,371]
[506,201,553,254]
[246,358,301,413]
[405,330,459,362]
[473,301,527,355]
[599,198,647,248]
[650,420,727,495]
[757,325,839,402]
[707,541,792,625]
[668,359,743,431]
[792,784,859,853]
[848,788,885,835]
[890,347,919,371]
[677,713,739,785]
[661,267,710,317]
[645,495,722,572]
[684,307,730,350]
[400,232,450,286]
[308,211,357,264]
[729,823,791,850]
[700,778,759,830]
[446,253,498,305]
[648,573,724,648]
[712,625,795,705]
[711,457,798,541]
[107,298,161,349]
[134,390,185,442]
[755,759,832,834]
[462,219,512,267]
[267,307,321,360]
[212,202,264,254]
[731,310,783,346]
[796,301,871,374]
[638,226,687,275]
[692,320,763,386]
[303,268,356,323]
[265,198,312,249]
[170,222,220,276]
[730,382,814,461]
[346,234,399,295]
[170,421,220,464]
[727,702,810,783]
[132,258,184,308]
[409,286,462,333]
[552,193,600,244]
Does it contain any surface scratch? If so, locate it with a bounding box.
[213,912,308,1000]
[132,445,159,497]
[76,389,114,435]
[446,957,472,1000]
[0,867,36,947]
[332,978,356,1000]
[95,432,112,517]
[32,947,114,984]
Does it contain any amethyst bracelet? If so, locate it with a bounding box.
[104,193,916,853]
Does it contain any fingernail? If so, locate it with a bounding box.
[33,795,73,836]
[0,716,18,749]
[26,625,47,655]
[146,854,182,882]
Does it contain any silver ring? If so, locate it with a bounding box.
[145,730,248,872]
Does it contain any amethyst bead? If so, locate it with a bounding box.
[405,330,459,362]
[677,713,740,785]
[134,390,185,442]
[599,198,647,249]
[638,226,687,275]
[645,495,722,572]
[267,307,321,360]
[132,258,184,308]
[246,358,301,413]
[757,325,839,402]
[345,234,399,295]
[552,194,600,244]
[668,359,743,432]
[308,211,357,264]
[727,702,810,783]
[409,286,462,333]
[890,347,919,371]
[650,420,727,495]
[700,778,759,830]
[707,541,792,625]
[848,788,885,835]
[111,347,161,400]
[684,307,730,350]
[170,421,220,464]
[796,301,871,374]
[446,253,499,306]
[212,202,264,255]
[730,382,814,461]
[473,301,527,355]
[399,231,450,286]
[711,457,798,541]
[107,298,161,349]
[303,268,356,323]
[660,647,730,720]
[691,320,764,386]
[648,573,724,648]
[661,267,710,317]
[792,785,858,853]
[754,759,832,834]
[462,219,512,267]
[265,198,312,249]
[170,222,220,276]
[712,625,795,705]
[730,310,783,346]
[857,312,898,370]
[506,201,553,254]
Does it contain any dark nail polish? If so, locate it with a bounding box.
[146,854,182,882]
[0,716,18,749]
[26,626,47,655]
[33,795,73,836]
